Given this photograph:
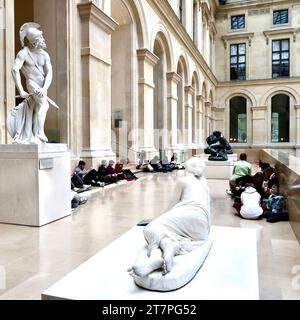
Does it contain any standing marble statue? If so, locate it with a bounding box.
[8,22,57,144]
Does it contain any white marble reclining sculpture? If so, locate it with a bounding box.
[128,157,213,291]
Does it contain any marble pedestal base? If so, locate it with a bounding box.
[194,154,236,179]
[0,144,71,226]
[42,226,258,300]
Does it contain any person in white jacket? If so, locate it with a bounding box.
[240,183,263,219]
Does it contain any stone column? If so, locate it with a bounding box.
[251,106,268,147]
[78,2,118,166]
[167,72,181,149]
[185,86,194,146]
[0,0,15,144]
[196,95,203,147]
[205,101,212,138]
[198,3,203,54]
[137,48,159,159]
[295,104,300,149]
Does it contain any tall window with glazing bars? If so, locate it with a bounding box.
[230,43,246,80]
[272,39,289,78]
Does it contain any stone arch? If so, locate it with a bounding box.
[223,89,257,109]
[176,52,189,85]
[150,25,173,71]
[111,0,148,158]
[260,86,299,106]
[191,70,200,95]
[224,91,255,144]
[261,87,298,145]
[111,0,146,48]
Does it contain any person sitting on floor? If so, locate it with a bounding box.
[257,160,270,171]
[74,160,103,187]
[234,183,263,220]
[161,155,175,172]
[71,172,92,191]
[262,167,279,199]
[136,150,146,170]
[150,155,164,172]
[97,160,118,185]
[228,153,252,195]
[115,159,138,181]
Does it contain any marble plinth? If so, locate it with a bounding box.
[194,155,234,179]
[0,144,71,226]
[42,226,258,300]
[195,153,238,161]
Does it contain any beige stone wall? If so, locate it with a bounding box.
[214,0,300,154]
[3,0,299,166]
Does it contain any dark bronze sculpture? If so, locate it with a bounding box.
[204,131,233,161]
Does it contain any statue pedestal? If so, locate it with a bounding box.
[0,144,71,226]
[195,153,238,161]
[194,154,237,179]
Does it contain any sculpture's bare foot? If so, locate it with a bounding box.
[127,256,164,278]
[37,133,48,143]
[160,237,180,274]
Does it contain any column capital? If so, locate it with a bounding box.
[137,49,160,66]
[196,94,205,101]
[184,85,195,95]
[166,72,181,84]
[78,2,118,34]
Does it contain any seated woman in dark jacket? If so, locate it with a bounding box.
[97,160,118,184]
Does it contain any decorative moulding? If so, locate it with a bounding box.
[77,2,118,34]
[263,27,299,44]
[166,72,181,84]
[137,49,160,66]
[221,32,254,48]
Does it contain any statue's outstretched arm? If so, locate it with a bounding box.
[11,50,29,98]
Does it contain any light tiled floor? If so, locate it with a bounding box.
[0,170,300,300]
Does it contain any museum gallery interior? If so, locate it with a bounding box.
[0,0,300,300]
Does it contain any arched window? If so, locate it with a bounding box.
[271,94,289,142]
[229,96,247,143]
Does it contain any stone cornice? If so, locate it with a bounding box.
[78,2,118,34]
[218,76,300,87]
[263,27,299,44]
[167,72,181,84]
[217,0,289,13]
[137,49,160,66]
[221,32,254,48]
[149,0,218,86]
